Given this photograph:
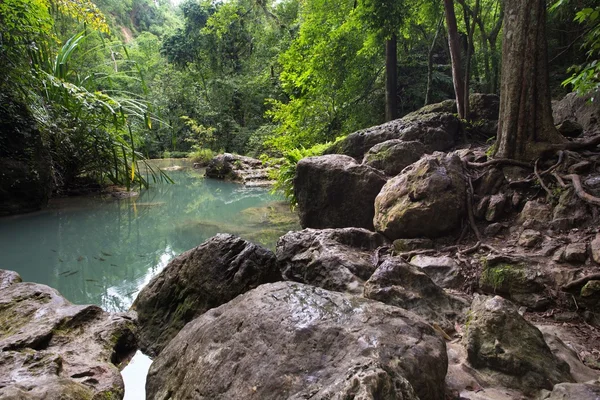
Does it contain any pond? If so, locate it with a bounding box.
[0,159,300,399]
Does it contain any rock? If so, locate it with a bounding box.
[0,92,53,216]
[326,112,462,160]
[517,200,553,226]
[0,269,22,289]
[563,243,588,263]
[132,234,281,356]
[485,223,505,237]
[474,167,505,196]
[463,295,573,394]
[294,155,387,230]
[393,238,433,252]
[363,140,426,176]
[552,90,600,134]
[519,229,543,248]
[537,326,600,383]
[364,257,468,331]
[373,153,466,239]
[590,235,600,264]
[545,382,600,400]
[403,99,457,118]
[276,228,389,295]
[469,93,500,121]
[0,277,137,399]
[205,153,273,186]
[581,280,600,298]
[147,282,447,400]
[485,193,507,222]
[479,257,549,310]
[556,120,584,137]
[552,188,590,230]
[409,255,464,289]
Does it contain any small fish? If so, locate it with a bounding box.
[98,257,106,262]
[137,254,145,258]
[93,256,99,260]
[85,279,98,282]
[101,251,112,257]
[77,256,84,262]
[58,258,64,262]
[59,270,72,276]
[64,271,79,277]
[51,249,57,253]
[110,263,119,267]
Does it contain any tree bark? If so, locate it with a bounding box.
[425,17,444,106]
[385,34,398,121]
[443,0,466,119]
[494,0,565,161]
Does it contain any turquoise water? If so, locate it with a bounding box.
[0,160,299,312]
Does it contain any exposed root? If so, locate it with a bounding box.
[561,174,600,206]
[535,158,553,198]
[467,158,533,169]
[542,134,600,154]
[562,273,600,291]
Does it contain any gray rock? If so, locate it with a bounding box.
[205,153,273,186]
[556,120,584,137]
[469,93,500,121]
[552,90,600,134]
[590,234,600,264]
[374,153,466,239]
[0,269,21,289]
[475,167,505,196]
[519,229,543,248]
[464,295,573,394]
[294,155,387,230]
[485,193,507,222]
[484,223,505,237]
[563,243,588,263]
[409,255,464,289]
[393,238,434,252]
[0,278,136,399]
[146,282,448,400]
[276,228,389,294]
[518,200,553,226]
[545,382,600,400]
[364,257,468,331]
[363,140,426,176]
[132,234,281,356]
[403,99,457,118]
[326,112,462,160]
[553,188,590,230]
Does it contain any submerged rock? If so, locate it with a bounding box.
[463,295,573,394]
[294,155,387,230]
[146,281,448,400]
[132,234,281,356]
[0,271,137,399]
[374,153,466,239]
[276,228,389,295]
[364,257,468,331]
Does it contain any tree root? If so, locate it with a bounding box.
[562,273,600,291]
[535,158,553,198]
[562,174,600,206]
[542,134,600,154]
[467,158,532,169]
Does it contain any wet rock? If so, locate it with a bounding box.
[276,228,389,295]
[590,235,600,264]
[463,295,573,394]
[363,140,426,176]
[0,278,137,399]
[519,229,543,248]
[364,257,468,331]
[326,112,462,160]
[556,120,584,137]
[0,269,21,289]
[132,234,281,356]
[393,238,433,252]
[294,155,386,230]
[147,282,448,400]
[545,382,600,400]
[205,153,273,186]
[537,326,600,383]
[374,153,466,239]
[563,243,588,263]
[485,193,507,222]
[552,90,600,134]
[409,255,464,288]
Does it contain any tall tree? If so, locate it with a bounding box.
[494,0,565,161]
[443,0,467,119]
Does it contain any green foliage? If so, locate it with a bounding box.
[162,151,188,159]
[188,147,216,164]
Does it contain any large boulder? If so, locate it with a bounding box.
[276,228,390,295]
[146,281,448,400]
[363,140,426,176]
[463,295,573,394]
[132,234,281,356]
[326,112,462,160]
[205,153,273,186]
[469,93,500,121]
[552,90,600,134]
[364,257,469,331]
[0,92,53,216]
[0,270,137,399]
[294,155,387,230]
[373,153,466,239]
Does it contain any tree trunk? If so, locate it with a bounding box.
[385,34,398,121]
[443,0,466,119]
[425,17,444,106]
[494,0,565,161]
